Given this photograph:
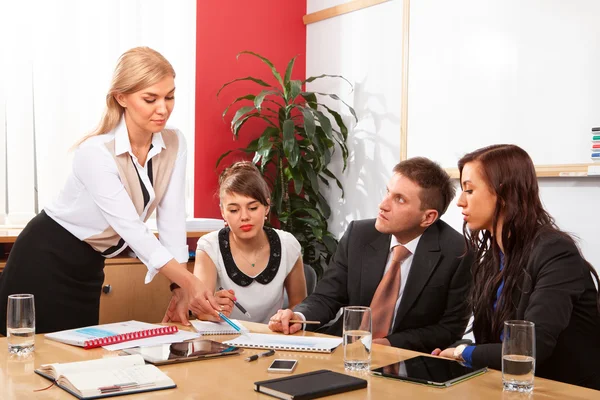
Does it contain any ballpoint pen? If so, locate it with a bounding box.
[218,312,250,337]
[244,349,275,362]
[218,286,252,318]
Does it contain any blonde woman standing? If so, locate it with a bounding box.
[0,47,219,335]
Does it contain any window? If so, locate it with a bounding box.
[0,0,196,225]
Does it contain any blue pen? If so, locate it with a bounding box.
[219,312,250,337]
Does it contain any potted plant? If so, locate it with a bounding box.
[217,51,356,277]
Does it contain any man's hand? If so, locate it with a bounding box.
[372,338,391,346]
[268,309,303,335]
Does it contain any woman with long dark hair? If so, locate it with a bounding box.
[432,144,600,390]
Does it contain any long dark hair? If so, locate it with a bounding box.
[458,144,600,343]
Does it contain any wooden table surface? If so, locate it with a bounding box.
[0,322,597,399]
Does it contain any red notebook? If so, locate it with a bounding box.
[45,321,179,349]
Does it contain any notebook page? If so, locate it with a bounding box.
[191,319,249,335]
[223,333,342,352]
[40,355,145,378]
[60,364,173,398]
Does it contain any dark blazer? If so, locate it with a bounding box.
[294,218,473,353]
[470,231,600,390]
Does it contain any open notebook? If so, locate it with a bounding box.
[191,319,249,335]
[223,333,342,353]
[35,355,175,399]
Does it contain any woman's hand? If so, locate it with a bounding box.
[195,288,236,322]
[186,277,221,318]
[162,288,190,325]
[431,347,457,359]
[214,288,236,316]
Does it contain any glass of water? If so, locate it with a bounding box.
[502,320,535,393]
[7,294,36,356]
[343,306,372,372]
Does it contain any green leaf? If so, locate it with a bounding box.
[215,149,235,168]
[322,235,338,255]
[216,76,271,97]
[303,164,319,192]
[310,227,323,240]
[245,138,261,152]
[282,119,300,168]
[300,92,318,110]
[230,106,256,130]
[304,74,352,88]
[290,207,323,221]
[222,94,255,119]
[300,107,316,141]
[278,108,286,129]
[317,193,331,219]
[315,92,357,122]
[237,51,284,91]
[313,110,333,141]
[289,80,302,101]
[282,119,296,156]
[322,167,345,197]
[284,56,297,87]
[290,167,303,195]
[254,90,278,111]
[295,217,320,228]
[321,104,348,141]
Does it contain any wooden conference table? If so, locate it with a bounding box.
[0,322,597,399]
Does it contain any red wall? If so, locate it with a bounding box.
[194,1,306,217]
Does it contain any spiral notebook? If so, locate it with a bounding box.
[45,320,183,349]
[191,319,249,335]
[223,333,342,353]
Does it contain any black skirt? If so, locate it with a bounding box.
[0,210,105,335]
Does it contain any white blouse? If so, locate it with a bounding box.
[44,118,188,283]
[197,228,301,324]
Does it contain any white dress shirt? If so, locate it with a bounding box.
[387,234,422,330]
[45,117,188,283]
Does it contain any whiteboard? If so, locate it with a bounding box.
[407,0,600,170]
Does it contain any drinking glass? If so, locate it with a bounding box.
[7,294,36,355]
[343,306,372,371]
[502,320,535,393]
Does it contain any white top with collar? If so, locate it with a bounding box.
[44,118,188,283]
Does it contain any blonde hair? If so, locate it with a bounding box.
[76,47,175,146]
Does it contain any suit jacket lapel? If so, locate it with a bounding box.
[360,233,391,306]
[393,223,442,329]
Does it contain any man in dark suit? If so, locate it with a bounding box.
[269,157,473,353]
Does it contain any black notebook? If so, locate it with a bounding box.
[254,369,367,400]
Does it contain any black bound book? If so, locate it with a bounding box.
[254,369,368,400]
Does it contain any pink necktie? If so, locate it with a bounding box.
[370,245,411,339]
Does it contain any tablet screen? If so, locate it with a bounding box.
[371,356,486,386]
[122,339,242,365]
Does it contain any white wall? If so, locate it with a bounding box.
[306,0,600,272]
[306,0,404,236]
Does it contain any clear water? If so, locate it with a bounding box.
[343,330,372,371]
[7,327,35,356]
[503,354,535,393]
